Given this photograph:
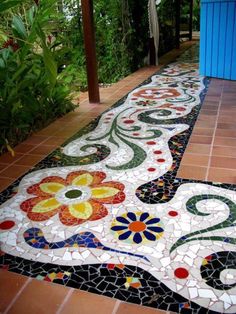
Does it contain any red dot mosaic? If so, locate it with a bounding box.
[174,268,189,279]
[0,220,15,230]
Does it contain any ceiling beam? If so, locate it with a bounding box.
[81,0,100,104]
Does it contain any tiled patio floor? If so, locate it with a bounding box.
[178,78,236,183]
[0,41,236,314]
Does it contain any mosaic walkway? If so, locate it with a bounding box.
[1,45,236,314]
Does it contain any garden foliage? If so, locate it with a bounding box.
[0,0,199,153]
[0,0,74,154]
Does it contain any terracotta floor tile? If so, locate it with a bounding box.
[217,123,236,130]
[223,95,236,100]
[210,79,224,86]
[207,168,236,184]
[8,279,69,314]
[207,86,223,92]
[222,95,236,101]
[202,104,219,111]
[60,290,116,314]
[194,120,216,128]
[202,100,220,107]
[63,116,85,124]
[212,146,236,158]
[13,143,35,154]
[197,115,217,122]
[184,143,211,155]
[177,165,207,180]
[0,165,30,179]
[66,121,87,128]
[203,96,220,102]
[189,135,212,145]
[0,270,29,313]
[78,118,94,126]
[210,156,236,169]
[219,112,236,119]
[206,92,222,97]
[0,152,24,165]
[218,107,236,113]
[14,154,43,166]
[36,125,64,136]
[59,111,80,118]
[87,111,106,118]
[0,177,14,192]
[61,126,82,133]
[77,105,96,113]
[53,129,78,138]
[215,129,236,138]
[23,135,49,145]
[218,116,236,123]
[116,302,168,314]
[28,145,56,156]
[219,106,236,112]
[223,87,236,92]
[220,102,236,108]
[213,137,236,147]
[181,153,209,167]
[222,95,236,100]
[198,110,217,115]
[191,128,215,137]
[0,163,7,172]
[42,137,66,146]
[223,81,236,87]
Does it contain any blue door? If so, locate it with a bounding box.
[200,0,236,80]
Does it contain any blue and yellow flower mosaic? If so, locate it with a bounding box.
[111,212,164,244]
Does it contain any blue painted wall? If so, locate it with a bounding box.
[200,0,236,80]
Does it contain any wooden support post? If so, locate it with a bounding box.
[175,0,180,49]
[149,38,156,65]
[189,0,193,40]
[81,0,100,104]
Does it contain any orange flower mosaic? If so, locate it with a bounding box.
[132,88,181,100]
[20,171,125,226]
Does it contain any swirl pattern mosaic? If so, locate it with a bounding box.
[1,45,236,314]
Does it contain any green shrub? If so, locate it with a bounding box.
[0,0,74,154]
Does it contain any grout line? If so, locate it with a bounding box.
[180,164,207,169]
[215,135,236,142]
[181,164,236,171]
[185,148,236,158]
[205,85,223,181]
[208,166,236,171]
[111,300,121,314]
[56,288,74,314]
[4,277,32,314]
[212,136,236,140]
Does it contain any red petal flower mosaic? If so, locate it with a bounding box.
[132,88,181,100]
[20,171,125,226]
